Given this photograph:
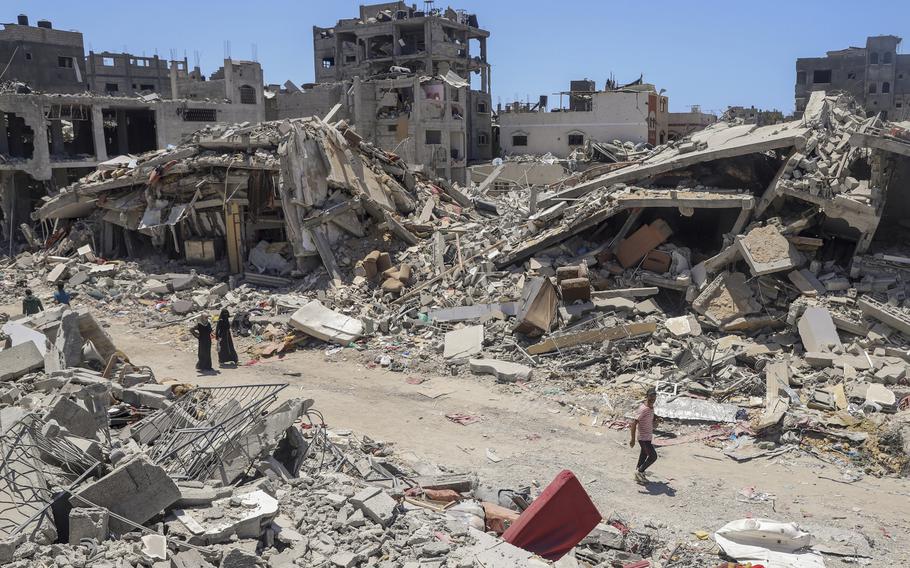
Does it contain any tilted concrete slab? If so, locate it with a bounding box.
[541,120,810,206]
[495,188,753,269]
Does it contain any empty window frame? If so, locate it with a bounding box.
[183,108,218,122]
[102,56,115,66]
[477,101,488,113]
[478,132,489,145]
[870,52,879,65]
[140,84,155,91]
[512,134,528,147]
[883,51,893,64]
[239,85,257,104]
[105,83,119,92]
[882,82,891,93]
[869,83,877,94]
[322,57,335,69]
[567,133,584,146]
[425,130,442,144]
[58,56,73,68]
[812,69,832,84]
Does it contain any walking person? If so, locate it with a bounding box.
[193,314,214,372]
[22,289,44,315]
[215,308,239,366]
[629,388,659,483]
[53,282,71,305]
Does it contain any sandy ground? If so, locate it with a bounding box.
[94,312,910,566]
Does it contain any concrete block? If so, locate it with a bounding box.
[559,277,591,302]
[171,300,195,315]
[330,551,358,568]
[350,486,397,527]
[1,320,48,356]
[362,250,380,279]
[46,396,100,440]
[376,252,393,273]
[0,341,44,381]
[469,359,532,382]
[69,271,90,286]
[443,325,484,360]
[874,364,906,384]
[788,269,825,296]
[664,315,702,338]
[208,283,229,297]
[736,224,804,276]
[581,522,625,550]
[69,507,109,544]
[798,306,842,353]
[121,373,152,388]
[70,455,180,533]
[556,265,584,283]
[47,263,69,283]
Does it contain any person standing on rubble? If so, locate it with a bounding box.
[193,314,214,372]
[53,282,71,305]
[629,388,659,483]
[215,308,239,366]
[22,289,44,315]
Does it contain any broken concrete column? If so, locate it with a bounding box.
[68,507,109,544]
[46,309,84,371]
[70,455,180,534]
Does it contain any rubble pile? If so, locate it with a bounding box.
[7,91,910,484]
[0,318,715,568]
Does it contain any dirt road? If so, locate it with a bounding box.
[107,315,909,565]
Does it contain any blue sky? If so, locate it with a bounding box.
[7,1,909,115]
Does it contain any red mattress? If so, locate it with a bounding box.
[502,469,602,560]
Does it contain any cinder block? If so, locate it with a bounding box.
[641,250,671,273]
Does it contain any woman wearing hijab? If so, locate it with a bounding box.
[216,308,239,366]
[193,314,213,372]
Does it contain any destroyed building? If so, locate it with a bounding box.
[796,34,910,120]
[722,105,785,126]
[265,2,492,185]
[0,13,267,254]
[498,78,670,157]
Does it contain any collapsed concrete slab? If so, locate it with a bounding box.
[70,455,180,534]
[443,325,484,361]
[512,277,557,336]
[736,224,804,276]
[289,300,363,345]
[0,341,45,381]
[692,272,761,327]
[174,490,279,545]
[469,359,532,382]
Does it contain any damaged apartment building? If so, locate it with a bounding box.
[0,14,265,247]
[499,78,670,158]
[265,2,492,185]
[796,34,910,120]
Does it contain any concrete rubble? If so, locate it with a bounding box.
[2,64,910,565]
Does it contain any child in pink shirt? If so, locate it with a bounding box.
[629,388,658,483]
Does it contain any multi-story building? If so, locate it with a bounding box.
[796,35,910,120]
[498,80,669,158]
[271,2,491,184]
[85,51,181,97]
[667,105,716,140]
[0,15,86,94]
